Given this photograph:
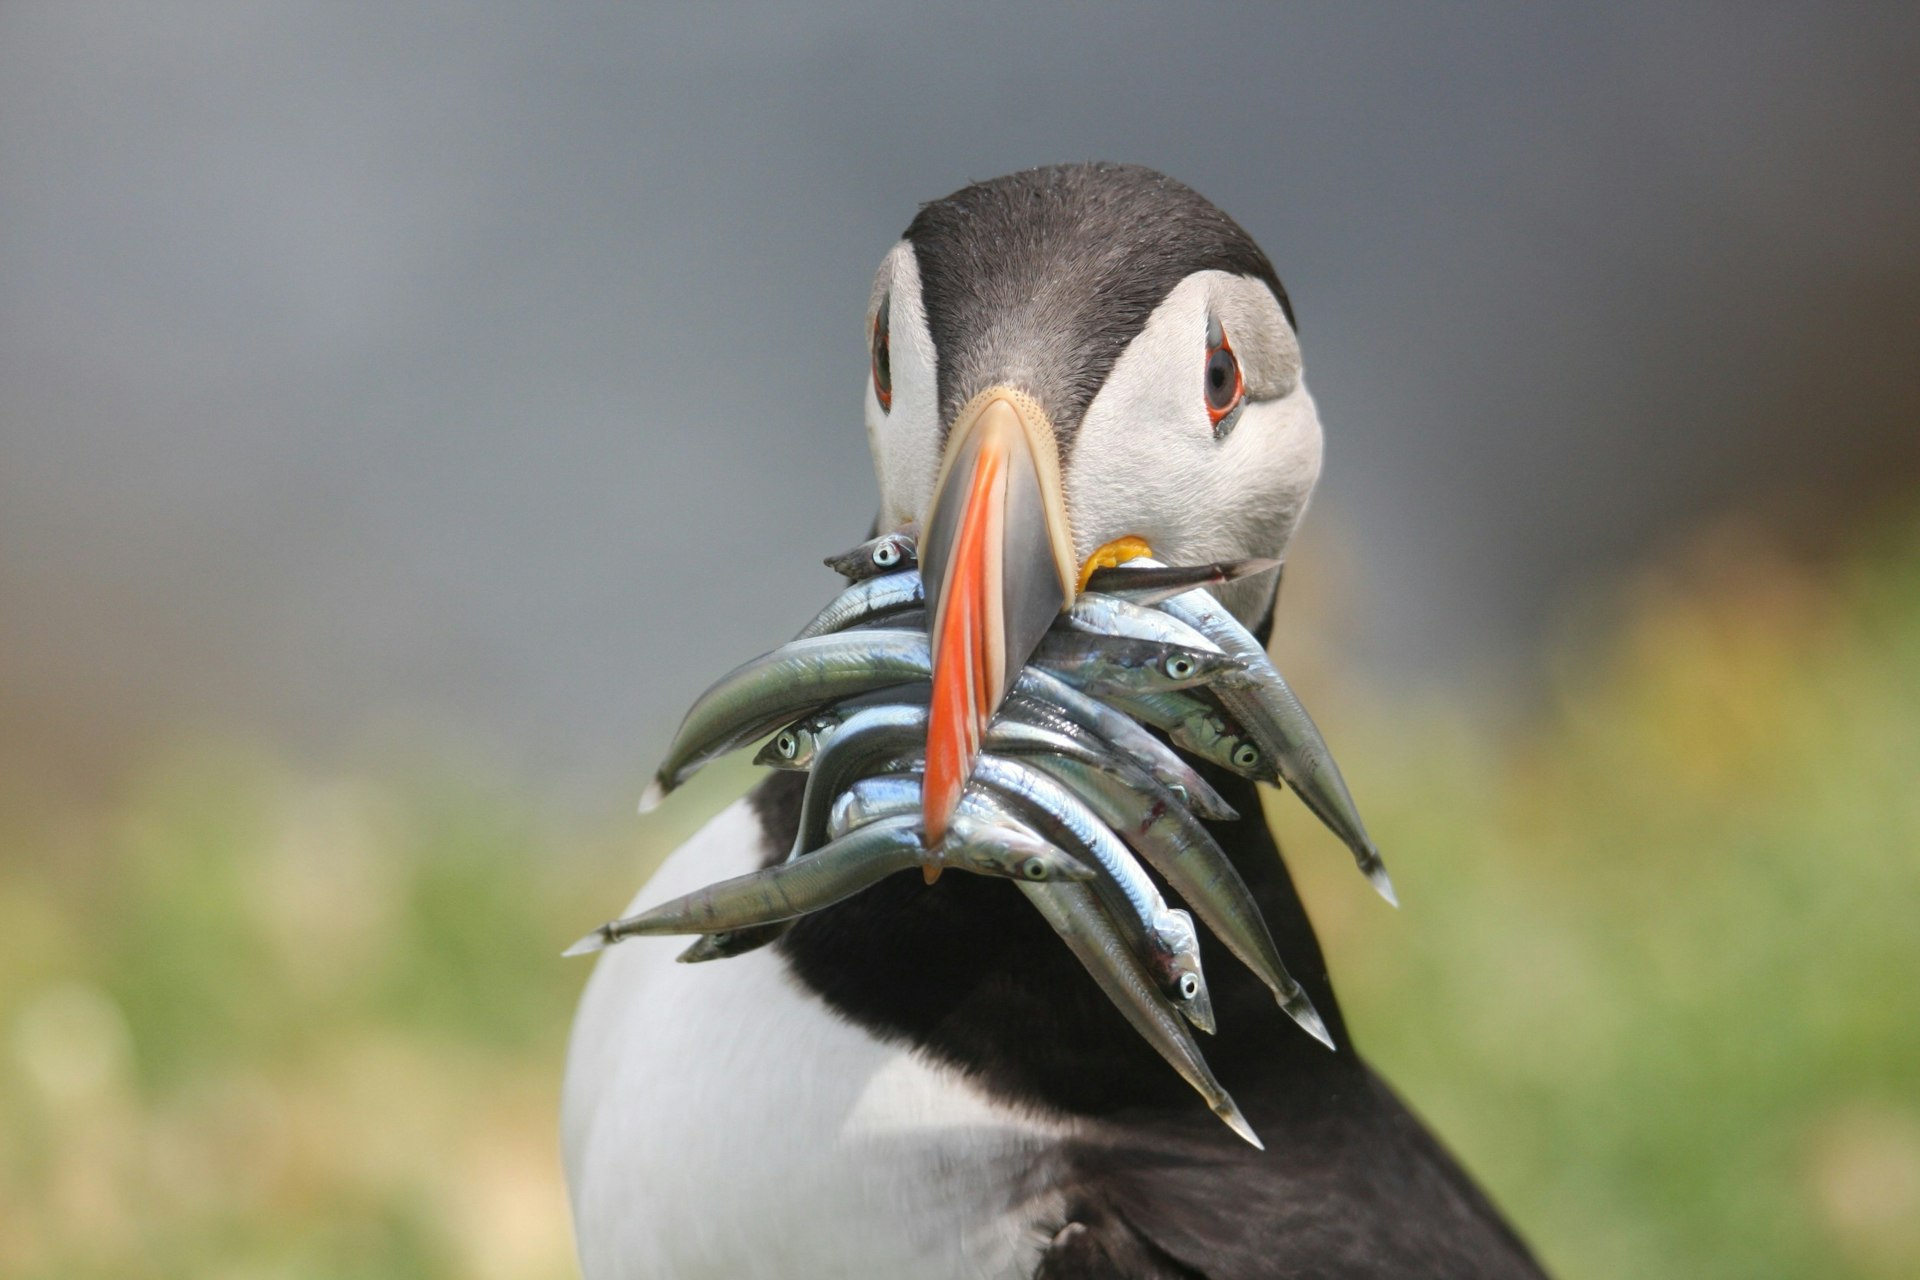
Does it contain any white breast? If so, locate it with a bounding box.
[562,798,1076,1280]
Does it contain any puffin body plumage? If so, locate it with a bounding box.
[563,164,1548,1278]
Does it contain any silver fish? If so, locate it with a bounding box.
[751,712,835,770]
[756,695,1102,777]
[674,922,788,964]
[642,629,933,810]
[788,702,937,859]
[828,772,923,837]
[1032,632,1255,697]
[793,570,925,640]
[1019,749,1332,1049]
[1008,667,1236,821]
[969,753,1215,1035]
[941,805,1092,885]
[650,628,1238,810]
[1083,557,1282,604]
[1105,688,1268,779]
[787,710,1190,997]
[1067,591,1225,654]
[842,607,926,633]
[757,664,1238,807]
[833,614,1236,706]
[827,774,1084,885]
[1017,876,1259,1147]
[566,813,1092,952]
[823,526,919,580]
[1142,559,1396,905]
[784,699,1129,858]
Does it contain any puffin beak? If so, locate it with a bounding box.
[919,388,1077,867]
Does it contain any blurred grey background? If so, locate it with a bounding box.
[4,2,1917,808]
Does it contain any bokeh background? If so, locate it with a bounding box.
[3,5,1916,1278]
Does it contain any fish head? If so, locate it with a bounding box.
[943,808,1095,884]
[751,711,840,771]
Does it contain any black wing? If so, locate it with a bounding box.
[1035,1070,1549,1280]
[1036,1214,1201,1280]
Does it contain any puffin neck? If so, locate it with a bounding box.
[753,739,1362,1124]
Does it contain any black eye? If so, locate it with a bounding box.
[871,294,892,412]
[1204,322,1243,435]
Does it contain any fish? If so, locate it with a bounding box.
[799,559,1265,643]
[1008,667,1236,821]
[1103,687,1269,779]
[827,772,922,838]
[750,712,835,770]
[968,753,1216,1035]
[823,526,919,580]
[1140,559,1396,905]
[754,693,1106,777]
[792,570,925,640]
[1082,556,1282,604]
[1031,632,1255,697]
[674,922,789,964]
[784,699,1143,862]
[1016,748,1332,1049]
[1066,590,1227,654]
[803,573,1226,653]
[649,630,1240,810]
[941,805,1093,885]
[746,643,1249,782]
[1016,875,1259,1147]
[642,630,934,810]
[786,702,936,859]
[565,812,1093,953]
[772,712,1210,1015]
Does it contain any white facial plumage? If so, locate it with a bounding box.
[866,241,943,534]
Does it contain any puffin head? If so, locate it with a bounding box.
[861,163,1324,839]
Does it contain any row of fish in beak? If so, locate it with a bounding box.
[569,530,1394,1148]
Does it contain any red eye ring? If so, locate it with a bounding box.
[1204,329,1243,426]
[871,296,893,412]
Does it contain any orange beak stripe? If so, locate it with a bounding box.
[922,438,1007,872]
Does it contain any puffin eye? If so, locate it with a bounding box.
[871,294,893,412]
[1203,321,1244,437]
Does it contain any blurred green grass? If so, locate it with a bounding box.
[3,515,1916,1279]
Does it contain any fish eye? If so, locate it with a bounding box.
[1204,315,1244,438]
[1232,743,1260,770]
[1166,655,1196,680]
[871,294,893,412]
[776,731,799,759]
[1180,973,1200,999]
[711,932,733,945]
[872,541,900,568]
[1022,856,1049,881]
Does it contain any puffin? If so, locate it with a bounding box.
[562,163,1548,1279]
